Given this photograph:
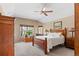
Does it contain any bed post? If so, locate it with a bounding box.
[44,38,47,54]
[32,36,34,46]
[64,28,67,39]
[64,27,67,46]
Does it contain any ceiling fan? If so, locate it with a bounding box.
[34,6,53,16]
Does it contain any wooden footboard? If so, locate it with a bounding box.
[32,37,48,54]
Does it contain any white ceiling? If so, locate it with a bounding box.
[0,3,74,23]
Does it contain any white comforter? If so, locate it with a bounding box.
[35,35,65,52]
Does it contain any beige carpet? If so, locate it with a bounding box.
[47,46,74,56]
[15,42,74,56]
[15,42,45,56]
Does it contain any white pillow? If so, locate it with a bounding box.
[57,32,62,36]
[47,32,62,37]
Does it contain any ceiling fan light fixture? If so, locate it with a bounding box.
[42,7,46,11]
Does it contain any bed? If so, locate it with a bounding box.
[32,28,67,54]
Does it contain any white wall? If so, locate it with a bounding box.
[54,15,74,37]
[43,15,74,37]
[53,15,74,29]
[14,17,43,42]
[0,5,5,15]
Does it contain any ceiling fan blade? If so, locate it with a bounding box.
[40,12,43,15]
[45,11,53,12]
[43,12,48,16]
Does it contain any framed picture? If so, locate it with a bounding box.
[53,21,62,29]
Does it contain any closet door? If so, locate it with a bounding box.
[75,3,79,55]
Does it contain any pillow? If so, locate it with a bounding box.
[47,33,61,37]
[57,32,62,36]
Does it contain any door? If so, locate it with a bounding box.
[75,3,79,55]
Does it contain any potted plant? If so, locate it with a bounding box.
[25,30,32,37]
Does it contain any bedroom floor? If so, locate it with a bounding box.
[47,46,74,56]
[15,42,74,56]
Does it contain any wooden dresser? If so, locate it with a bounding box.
[0,16,14,56]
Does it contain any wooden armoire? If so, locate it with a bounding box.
[0,15,14,56]
[75,3,79,56]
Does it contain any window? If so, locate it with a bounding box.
[38,26,43,34]
[20,25,34,38]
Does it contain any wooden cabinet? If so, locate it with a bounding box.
[66,37,74,49]
[0,16,14,56]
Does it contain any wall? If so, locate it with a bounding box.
[43,15,74,37]
[0,5,5,15]
[54,15,74,37]
[58,15,74,30]
[43,22,53,33]
[14,17,43,42]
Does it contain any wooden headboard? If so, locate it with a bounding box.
[50,28,67,39]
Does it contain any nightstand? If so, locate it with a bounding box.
[65,28,75,49]
[66,37,74,49]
